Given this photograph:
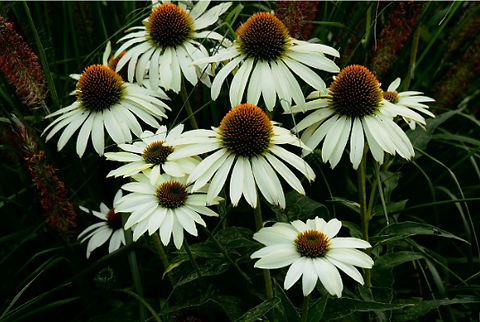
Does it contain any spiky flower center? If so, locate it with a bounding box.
[328,65,383,118]
[77,64,126,112]
[218,104,273,158]
[383,91,399,104]
[107,51,129,82]
[106,208,123,230]
[294,230,330,258]
[146,3,194,49]
[142,141,173,165]
[156,181,188,209]
[236,12,290,62]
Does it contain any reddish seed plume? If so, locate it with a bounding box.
[368,1,424,78]
[0,16,48,108]
[13,117,77,242]
[275,1,319,40]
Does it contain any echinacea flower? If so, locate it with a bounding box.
[251,217,373,297]
[382,77,435,130]
[105,124,200,184]
[114,0,232,93]
[290,64,419,169]
[193,12,340,112]
[42,59,171,157]
[166,103,316,209]
[78,189,126,259]
[115,171,221,248]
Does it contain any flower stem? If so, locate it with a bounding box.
[301,295,310,322]
[357,145,371,288]
[180,79,199,129]
[200,226,252,284]
[121,213,147,321]
[183,237,206,288]
[151,233,177,289]
[403,23,421,91]
[253,199,274,321]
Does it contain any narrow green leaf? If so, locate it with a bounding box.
[306,294,328,322]
[374,251,424,269]
[322,298,414,321]
[274,282,301,322]
[234,297,280,322]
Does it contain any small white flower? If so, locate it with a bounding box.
[115,171,221,248]
[78,189,126,259]
[251,217,373,297]
[115,0,232,92]
[105,124,200,184]
[382,77,435,130]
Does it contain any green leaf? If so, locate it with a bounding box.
[234,297,280,322]
[306,294,328,322]
[177,259,229,286]
[407,109,460,151]
[330,197,360,215]
[374,251,424,269]
[214,227,255,249]
[379,171,401,202]
[274,282,301,322]
[393,296,480,321]
[376,221,469,244]
[371,200,408,218]
[321,298,414,321]
[209,295,244,322]
[274,190,329,222]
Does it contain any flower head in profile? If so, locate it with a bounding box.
[166,103,315,209]
[290,64,421,169]
[105,124,200,184]
[115,171,221,248]
[193,12,340,112]
[251,217,373,297]
[78,189,126,259]
[382,77,435,130]
[42,48,171,157]
[114,0,232,93]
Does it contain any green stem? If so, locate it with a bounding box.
[200,226,252,284]
[375,162,390,225]
[151,233,176,289]
[253,200,274,321]
[121,213,147,322]
[403,23,421,91]
[183,237,205,288]
[301,295,310,322]
[180,80,198,129]
[356,146,371,288]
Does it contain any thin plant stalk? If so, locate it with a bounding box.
[183,237,205,288]
[152,233,177,289]
[301,295,310,322]
[121,213,147,322]
[356,145,371,288]
[200,226,251,283]
[253,199,274,321]
[180,79,199,129]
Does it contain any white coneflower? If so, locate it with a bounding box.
[251,217,373,297]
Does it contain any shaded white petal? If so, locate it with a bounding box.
[323,218,342,239]
[326,248,374,268]
[229,58,254,107]
[302,258,318,296]
[313,257,343,297]
[211,56,242,100]
[284,257,306,290]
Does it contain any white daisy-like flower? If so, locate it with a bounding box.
[42,55,171,157]
[104,124,200,184]
[290,64,421,170]
[115,170,221,248]
[166,103,316,209]
[78,189,126,259]
[192,12,340,112]
[251,217,373,297]
[382,77,435,130]
[114,0,232,93]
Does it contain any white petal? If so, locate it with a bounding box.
[313,258,343,297]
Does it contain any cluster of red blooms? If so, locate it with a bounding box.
[433,4,480,114]
[14,117,77,241]
[274,1,319,40]
[0,15,47,107]
[369,1,424,78]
